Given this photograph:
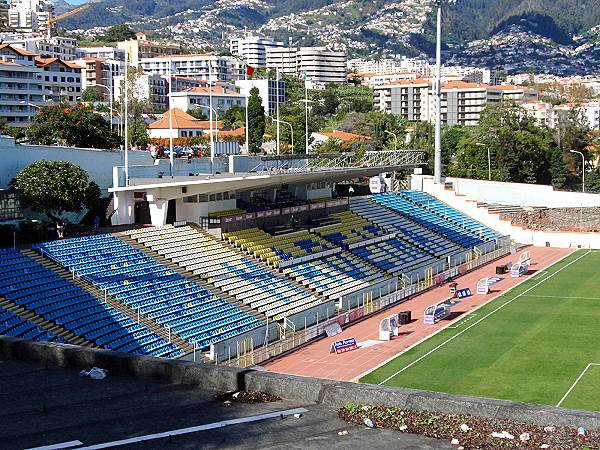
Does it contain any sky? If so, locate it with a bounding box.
[65,0,90,4]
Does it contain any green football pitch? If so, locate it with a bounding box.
[361,250,600,412]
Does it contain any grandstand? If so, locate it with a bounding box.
[223,228,337,267]
[370,193,497,249]
[0,145,512,364]
[125,225,326,321]
[0,185,506,362]
[0,247,181,357]
[34,234,263,352]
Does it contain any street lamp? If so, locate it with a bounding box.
[94,83,113,132]
[274,118,294,154]
[194,104,219,159]
[384,130,398,150]
[433,0,456,184]
[570,150,586,192]
[476,142,491,181]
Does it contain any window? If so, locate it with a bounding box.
[183,195,198,203]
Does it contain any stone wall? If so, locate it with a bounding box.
[1,336,599,430]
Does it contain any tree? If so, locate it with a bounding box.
[314,137,344,154]
[188,109,208,120]
[129,119,149,147]
[449,101,559,185]
[81,86,103,102]
[247,87,265,153]
[26,104,119,149]
[100,24,136,42]
[221,106,245,130]
[13,161,100,220]
[322,89,340,116]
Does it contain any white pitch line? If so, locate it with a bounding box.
[74,407,307,449]
[526,295,600,301]
[447,314,478,329]
[25,441,83,450]
[556,363,600,408]
[378,250,590,386]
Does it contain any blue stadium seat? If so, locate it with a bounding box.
[35,234,263,350]
[0,247,182,358]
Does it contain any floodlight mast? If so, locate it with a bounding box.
[433,0,456,184]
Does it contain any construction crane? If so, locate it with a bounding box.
[46,2,93,38]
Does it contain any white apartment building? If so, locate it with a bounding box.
[8,0,53,34]
[266,46,346,87]
[350,71,418,88]
[374,79,519,126]
[298,47,346,86]
[0,36,78,61]
[71,57,121,102]
[229,35,284,68]
[0,44,51,127]
[235,79,285,116]
[117,33,181,68]
[521,101,564,129]
[373,78,431,122]
[35,57,82,103]
[139,54,240,82]
[113,73,167,111]
[265,47,297,75]
[169,86,246,115]
[76,46,126,63]
[495,85,539,102]
[583,100,600,130]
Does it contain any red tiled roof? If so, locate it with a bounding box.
[314,131,372,142]
[35,57,82,70]
[0,44,38,56]
[148,108,223,130]
[183,86,241,95]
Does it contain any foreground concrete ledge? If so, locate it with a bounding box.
[1,337,599,429]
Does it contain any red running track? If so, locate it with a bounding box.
[264,247,574,382]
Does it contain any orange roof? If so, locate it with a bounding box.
[493,84,528,91]
[148,108,223,130]
[75,57,107,62]
[381,78,432,87]
[0,44,38,56]
[314,131,372,142]
[348,72,376,77]
[215,127,245,137]
[183,86,241,95]
[441,81,491,90]
[153,53,213,59]
[376,71,418,76]
[35,57,82,70]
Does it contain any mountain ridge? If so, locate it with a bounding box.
[59,0,600,74]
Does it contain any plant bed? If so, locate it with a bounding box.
[215,391,281,404]
[338,403,599,449]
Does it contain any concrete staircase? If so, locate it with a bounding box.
[117,232,267,324]
[21,248,193,356]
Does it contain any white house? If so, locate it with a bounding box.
[147,108,222,139]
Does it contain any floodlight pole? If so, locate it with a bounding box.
[434,2,443,184]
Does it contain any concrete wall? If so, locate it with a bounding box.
[415,175,600,248]
[417,176,600,208]
[0,136,152,193]
[2,336,599,430]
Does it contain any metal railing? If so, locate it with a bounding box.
[222,244,512,368]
